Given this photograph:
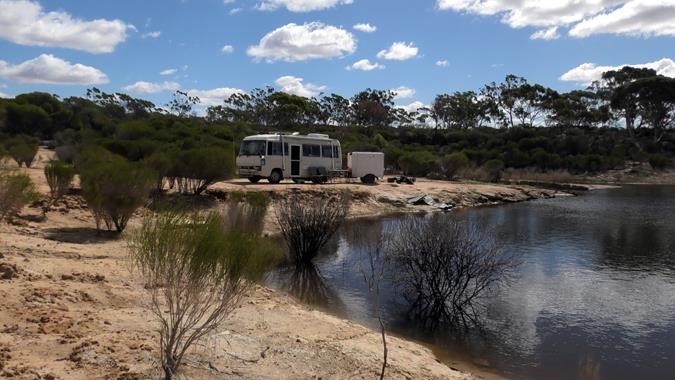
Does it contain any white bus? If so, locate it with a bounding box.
[236,133,343,184]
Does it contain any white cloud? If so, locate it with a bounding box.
[123,81,180,94]
[560,58,675,83]
[223,0,236,3]
[436,0,675,38]
[141,31,161,39]
[0,54,108,85]
[187,87,246,106]
[275,75,326,97]
[398,101,428,113]
[569,1,675,38]
[376,42,418,61]
[222,44,234,53]
[353,23,377,33]
[392,86,416,99]
[247,22,356,62]
[0,0,131,53]
[347,59,385,71]
[0,91,10,98]
[257,0,353,12]
[530,26,560,40]
[160,68,178,76]
[229,7,242,15]
[436,59,449,67]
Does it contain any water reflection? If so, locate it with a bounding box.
[267,263,345,313]
[266,185,675,380]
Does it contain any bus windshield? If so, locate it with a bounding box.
[239,140,266,156]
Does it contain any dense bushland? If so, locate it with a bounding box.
[0,66,672,182]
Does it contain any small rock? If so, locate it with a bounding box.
[0,263,17,280]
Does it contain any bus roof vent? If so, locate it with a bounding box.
[307,133,329,139]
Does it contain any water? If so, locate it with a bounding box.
[266,185,675,380]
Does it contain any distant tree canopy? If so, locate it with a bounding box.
[0,68,673,177]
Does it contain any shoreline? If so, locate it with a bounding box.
[1,152,609,380]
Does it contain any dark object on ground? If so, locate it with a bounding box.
[0,263,18,280]
[407,195,454,211]
[387,176,416,185]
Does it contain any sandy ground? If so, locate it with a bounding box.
[0,149,571,380]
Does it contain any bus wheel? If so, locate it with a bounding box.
[360,174,376,184]
[248,176,261,183]
[268,169,282,184]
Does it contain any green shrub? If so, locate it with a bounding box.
[4,135,39,168]
[398,151,438,177]
[0,171,39,221]
[648,154,671,170]
[482,159,505,182]
[170,147,235,195]
[144,149,175,192]
[79,151,156,232]
[43,161,75,211]
[128,208,280,379]
[438,152,470,179]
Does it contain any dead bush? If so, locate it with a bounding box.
[391,215,517,328]
[275,192,350,264]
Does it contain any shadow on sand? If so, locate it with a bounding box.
[43,227,121,244]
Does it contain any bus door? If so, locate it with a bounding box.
[290,145,301,176]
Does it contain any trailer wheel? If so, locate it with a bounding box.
[360,174,376,184]
[248,176,261,183]
[268,169,282,184]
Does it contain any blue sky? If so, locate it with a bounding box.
[0,0,673,111]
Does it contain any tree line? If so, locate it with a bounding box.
[1,66,673,180]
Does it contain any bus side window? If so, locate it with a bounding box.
[322,145,332,158]
[333,146,339,158]
[268,142,284,156]
[303,144,321,157]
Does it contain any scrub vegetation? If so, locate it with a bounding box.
[0,67,671,194]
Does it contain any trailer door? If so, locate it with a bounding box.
[290,145,301,176]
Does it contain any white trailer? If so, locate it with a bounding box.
[348,152,385,184]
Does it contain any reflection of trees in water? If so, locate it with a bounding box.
[274,263,345,312]
[598,220,675,269]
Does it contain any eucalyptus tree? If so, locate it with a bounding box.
[351,89,396,128]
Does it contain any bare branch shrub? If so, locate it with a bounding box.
[391,215,517,328]
[44,160,75,213]
[128,208,280,380]
[275,192,350,264]
[0,171,38,222]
